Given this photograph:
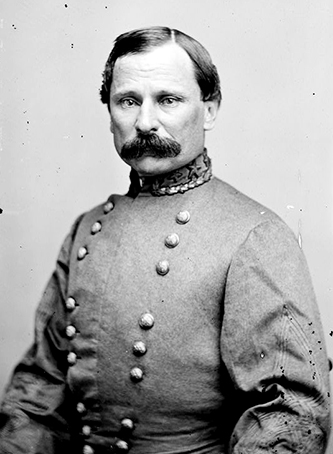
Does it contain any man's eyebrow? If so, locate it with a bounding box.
[156,89,185,97]
[111,89,139,99]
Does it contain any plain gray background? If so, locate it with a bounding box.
[1,0,332,450]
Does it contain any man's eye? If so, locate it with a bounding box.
[160,97,180,106]
[120,98,137,108]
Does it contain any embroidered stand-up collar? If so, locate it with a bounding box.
[127,149,212,198]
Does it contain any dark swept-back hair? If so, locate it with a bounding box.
[100,26,221,108]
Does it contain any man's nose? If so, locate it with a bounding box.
[135,102,159,133]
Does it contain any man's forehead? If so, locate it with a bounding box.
[111,43,198,88]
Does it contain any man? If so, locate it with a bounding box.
[0,26,331,454]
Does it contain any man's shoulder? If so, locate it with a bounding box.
[210,176,278,219]
[206,178,296,252]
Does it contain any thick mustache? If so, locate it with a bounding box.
[121,133,181,160]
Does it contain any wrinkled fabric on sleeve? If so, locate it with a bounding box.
[0,216,84,454]
[221,219,331,453]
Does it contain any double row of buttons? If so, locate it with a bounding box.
[67,205,191,453]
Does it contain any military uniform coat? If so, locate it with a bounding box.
[0,153,331,454]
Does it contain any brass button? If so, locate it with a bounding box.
[67,352,77,365]
[82,425,91,436]
[83,445,94,454]
[91,221,102,234]
[176,210,190,224]
[65,297,76,311]
[66,325,76,338]
[165,233,180,248]
[130,367,143,382]
[103,201,114,214]
[139,313,154,330]
[77,246,88,260]
[121,418,134,431]
[115,440,129,451]
[133,341,147,356]
[76,402,86,414]
[156,260,170,276]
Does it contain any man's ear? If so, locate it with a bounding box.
[110,118,114,134]
[203,100,219,131]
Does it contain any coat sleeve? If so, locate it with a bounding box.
[220,219,331,453]
[0,215,84,454]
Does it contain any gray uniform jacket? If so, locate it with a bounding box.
[0,154,331,454]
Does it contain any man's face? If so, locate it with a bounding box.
[109,43,218,176]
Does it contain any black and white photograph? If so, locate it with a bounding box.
[1,1,332,453]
